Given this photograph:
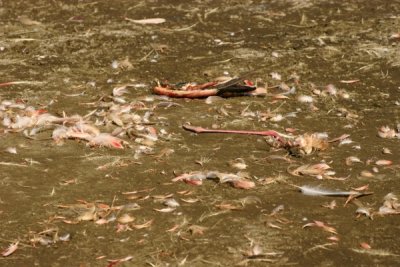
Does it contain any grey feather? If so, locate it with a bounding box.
[299,185,360,197]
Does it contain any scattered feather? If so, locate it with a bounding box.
[360,170,374,178]
[113,86,130,97]
[59,233,71,242]
[322,200,337,209]
[132,219,153,229]
[298,185,370,197]
[378,126,398,139]
[125,17,166,24]
[324,84,337,96]
[293,133,329,154]
[378,193,400,215]
[360,242,371,249]
[164,198,180,208]
[1,241,19,257]
[339,138,353,146]
[5,147,17,154]
[107,256,134,265]
[346,156,362,166]
[303,220,338,235]
[375,159,392,166]
[229,179,256,189]
[77,210,96,221]
[229,158,247,170]
[270,114,284,122]
[297,95,314,103]
[188,225,208,235]
[111,60,119,69]
[180,198,200,203]
[117,214,135,224]
[88,133,125,149]
[270,72,282,80]
[356,207,373,219]
[154,207,175,213]
[289,163,331,177]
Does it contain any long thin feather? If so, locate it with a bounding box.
[299,185,371,197]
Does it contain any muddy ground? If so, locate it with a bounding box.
[1,0,400,266]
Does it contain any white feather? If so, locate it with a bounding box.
[299,185,356,197]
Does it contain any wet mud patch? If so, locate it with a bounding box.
[1,0,400,266]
